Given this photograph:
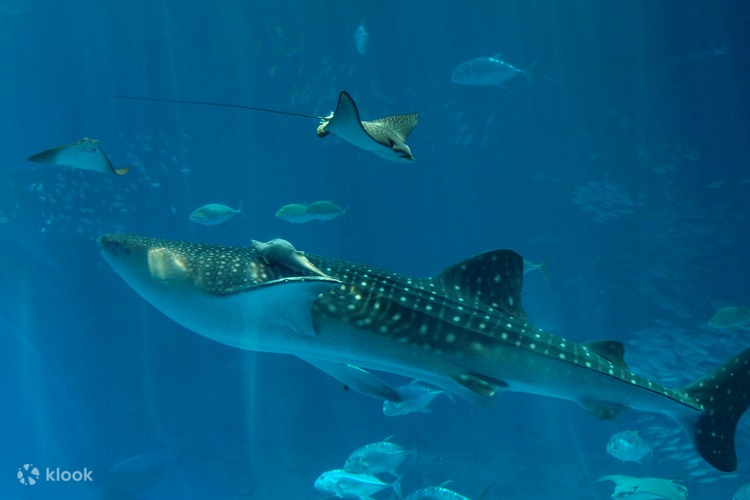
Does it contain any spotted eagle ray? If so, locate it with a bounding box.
[114,91,418,162]
[28,138,129,175]
[316,91,418,162]
[98,233,750,472]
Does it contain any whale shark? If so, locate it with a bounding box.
[98,233,750,472]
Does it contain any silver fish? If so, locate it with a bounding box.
[344,436,413,477]
[354,22,369,55]
[451,55,533,88]
[305,200,346,221]
[276,201,346,223]
[405,483,472,500]
[189,203,242,225]
[606,430,653,463]
[383,380,451,416]
[522,257,549,281]
[314,469,402,499]
[275,203,312,223]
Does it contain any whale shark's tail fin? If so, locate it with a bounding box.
[678,347,750,471]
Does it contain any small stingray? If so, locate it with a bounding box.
[28,138,129,175]
[317,91,418,162]
[116,91,419,163]
[251,238,329,277]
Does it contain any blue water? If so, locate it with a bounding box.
[1,1,749,498]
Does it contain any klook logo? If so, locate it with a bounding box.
[17,464,40,486]
[16,464,93,486]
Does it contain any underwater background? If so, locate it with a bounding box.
[1,1,749,498]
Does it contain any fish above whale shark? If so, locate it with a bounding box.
[98,233,750,473]
[114,91,418,162]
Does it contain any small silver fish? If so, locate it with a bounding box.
[189,203,242,225]
[383,381,451,416]
[344,436,413,477]
[451,55,534,88]
[405,483,472,500]
[354,22,369,55]
[275,203,312,223]
[523,256,549,281]
[606,430,653,463]
[314,469,402,499]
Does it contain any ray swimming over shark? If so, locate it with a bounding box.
[114,91,418,162]
[28,138,130,175]
[98,233,750,472]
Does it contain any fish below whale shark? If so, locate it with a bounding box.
[98,233,750,472]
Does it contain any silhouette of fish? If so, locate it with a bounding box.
[451,55,534,88]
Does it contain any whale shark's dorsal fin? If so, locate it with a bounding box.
[433,250,526,320]
[317,91,418,162]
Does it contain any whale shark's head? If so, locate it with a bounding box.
[98,234,340,351]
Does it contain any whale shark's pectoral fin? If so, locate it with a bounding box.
[577,399,628,420]
[453,373,509,398]
[29,138,129,175]
[301,358,403,402]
